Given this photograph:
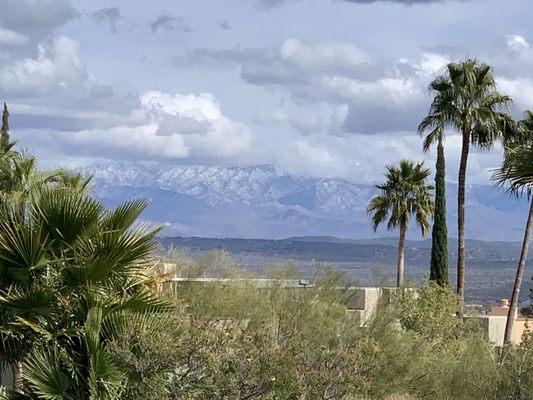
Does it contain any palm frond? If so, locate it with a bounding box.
[22,346,73,400]
[31,188,103,247]
[0,286,55,317]
[85,307,125,399]
[367,160,433,236]
[0,218,49,284]
[492,111,533,197]
[100,199,149,233]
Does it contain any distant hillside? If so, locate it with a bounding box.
[159,235,533,306]
[86,162,531,241]
[159,235,530,267]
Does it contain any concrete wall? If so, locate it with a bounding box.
[464,315,507,346]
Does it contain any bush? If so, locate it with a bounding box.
[105,254,533,399]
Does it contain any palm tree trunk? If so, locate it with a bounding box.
[457,126,470,315]
[397,226,407,287]
[504,198,533,344]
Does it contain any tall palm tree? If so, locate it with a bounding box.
[493,111,533,344]
[423,60,513,311]
[367,160,433,287]
[418,118,448,286]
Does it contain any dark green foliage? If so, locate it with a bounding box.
[367,160,433,235]
[0,187,167,398]
[1,103,9,143]
[429,137,449,286]
[522,303,533,318]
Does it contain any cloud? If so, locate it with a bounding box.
[254,0,466,9]
[0,28,29,47]
[150,13,193,33]
[340,0,466,3]
[496,77,533,110]
[478,34,533,111]
[219,21,231,30]
[506,35,530,52]
[0,35,142,132]
[22,90,253,164]
[140,91,252,158]
[92,7,122,33]
[3,30,504,185]
[257,101,348,136]
[0,0,77,59]
[180,39,376,81]
[254,0,288,9]
[0,36,87,96]
[0,0,77,33]
[270,129,503,184]
[177,39,444,133]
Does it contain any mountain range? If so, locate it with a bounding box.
[85,162,531,242]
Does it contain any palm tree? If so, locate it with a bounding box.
[423,60,513,311]
[493,111,533,344]
[367,160,433,287]
[0,187,168,397]
[418,118,448,286]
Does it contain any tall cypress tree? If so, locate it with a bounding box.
[429,133,448,285]
[1,102,10,143]
[418,118,449,286]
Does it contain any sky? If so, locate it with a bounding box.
[1,0,533,184]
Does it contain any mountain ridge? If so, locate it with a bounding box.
[84,162,531,241]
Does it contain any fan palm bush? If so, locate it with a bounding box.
[0,187,168,398]
[367,160,433,287]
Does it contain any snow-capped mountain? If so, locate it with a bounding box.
[85,162,531,241]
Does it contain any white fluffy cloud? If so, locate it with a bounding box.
[506,34,529,53]
[0,0,77,59]
[20,88,253,165]
[496,77,533,110]
[0,36,86,95]
[490,35,533,112]
[322,76,423,110]
[0,28,29,47]
[0,17,252,165]
[280,38,372,73]
[140,91,253,159]
[180,39,450,133]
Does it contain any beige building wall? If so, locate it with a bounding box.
[490,299,533,345]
